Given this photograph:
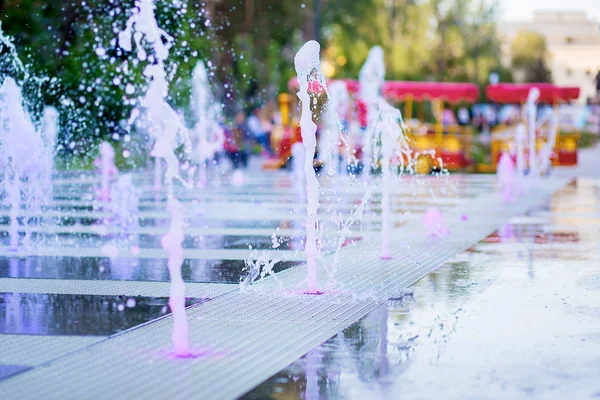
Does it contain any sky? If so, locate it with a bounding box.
[496,0,600,22]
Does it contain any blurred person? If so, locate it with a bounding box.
[457,106,470,126]
[224,111,248,170]
[258,104,275,148]
[442,108,456,125]
[247,107,273,156]
[595,70,600,98]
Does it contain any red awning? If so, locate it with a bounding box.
[287,78,479,103]
[485,83,580,103]
[382,81,479,103]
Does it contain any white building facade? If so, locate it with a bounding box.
[500,11,600,103]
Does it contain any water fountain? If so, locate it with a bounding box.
[358,46,386,178]
[356,47,411,258]
[41,106,59,191]
[94,141,118,201]
[515,123,526,180]
[320,81,349,176]
[538,109,558,175]
[111,174,140,235]
[525,88,540,178]
[423,207,450,237]
[0,78,51,250]
[118,0,191,357]
[191,61,224,187]
[294,40,326,294]
[292,141,306,193]
[497,152,516,203]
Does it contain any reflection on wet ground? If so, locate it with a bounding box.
[0,257,303,283]
[0,293,203,336]
[244,179,600,399]
[2,170,594,397]
[0,365,29,381]
[0,233,362,253]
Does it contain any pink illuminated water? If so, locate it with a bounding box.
[423,207,450,237]
[231,169,244,187]
[497,152,516,203]
[119,0,191,356]
[162,198,191,357]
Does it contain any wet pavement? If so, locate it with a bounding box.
[0,256,303,283]
[244,178,600,399]
[0,166,595,399]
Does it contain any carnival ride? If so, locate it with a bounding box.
[265,79,581,174]
[483,83,580,172]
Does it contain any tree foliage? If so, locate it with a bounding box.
[510,29,552,83]
[0,0,510,156]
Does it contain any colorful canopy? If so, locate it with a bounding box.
[485,83,580,103]
[287,78,480,103]
[382,81,479,103]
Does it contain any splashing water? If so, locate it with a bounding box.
[191,61,224,187]
[515,123,526,180]
[0,78,53,250]
[120,0,190,192]
[230,169,244,187]
[0,22,28,80]
[118,0,173,62]
[519,87,556,180]
[41,106,59,189]
[497,152,516,203]
[240,249,282,292]
[423,207,450,237]
[140,65,191,190]
[294,41,325,294]
[358,47,411,259]
[118,0,191,357]
[111,174,140,235]
[162,198,190,356]
[94,141,118,201]
[538,109,558,175]
[359,46,386,178]
[321,81,349,176]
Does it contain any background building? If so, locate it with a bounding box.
[500,11,600,103]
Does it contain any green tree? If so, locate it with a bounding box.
[510,29,552,83]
